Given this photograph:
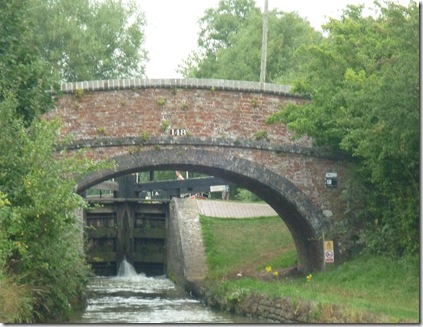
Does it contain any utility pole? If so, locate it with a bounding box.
[259,0,269,83]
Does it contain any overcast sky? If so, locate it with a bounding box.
[136,0,415,78]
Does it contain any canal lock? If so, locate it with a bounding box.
[83,174,169,276]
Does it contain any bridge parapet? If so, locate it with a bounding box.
[60,78,295,96]
[48,78,313,152]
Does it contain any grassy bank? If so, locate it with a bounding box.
[0,269,35,323]
[199,215,419,323]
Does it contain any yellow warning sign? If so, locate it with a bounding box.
[324,241,333,251]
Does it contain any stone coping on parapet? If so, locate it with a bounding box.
[59,78,305,98]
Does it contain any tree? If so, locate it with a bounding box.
[267,1,419,255]
[0,0,111,321]
[0,0,57,125]
[178,0,322,84]
[29,0,148,82]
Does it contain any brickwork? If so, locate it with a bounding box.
[44,78,351,273]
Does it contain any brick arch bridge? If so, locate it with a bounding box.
[45,78,350,273]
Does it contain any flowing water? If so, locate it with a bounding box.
[66,259,264,323]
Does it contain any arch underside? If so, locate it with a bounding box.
[76,147,330,273]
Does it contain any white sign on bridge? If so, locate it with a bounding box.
[324,240,334,263]
[170,128,186,136]
[210,185,227,192]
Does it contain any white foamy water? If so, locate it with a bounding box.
[67,261,262,323]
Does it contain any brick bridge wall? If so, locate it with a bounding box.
[44,78,351,273]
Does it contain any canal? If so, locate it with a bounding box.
[65,260,264,323]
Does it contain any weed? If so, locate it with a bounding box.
[251,97,259,108]
[160,120,169,132]
[74,88,84,99]
[0,273,35,323]
[96,127,106,135]
[156,98,166,106]
[139,130,150,142]
[254,130,268,141]
[128,146,142,156]
[181,101,189,110]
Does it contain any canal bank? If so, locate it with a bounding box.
[169,198,415,324]
[167,198,313,323]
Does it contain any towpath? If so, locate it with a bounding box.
[195,199,278,218]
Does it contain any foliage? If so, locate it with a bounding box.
[267,2,419,255]
[0,1,112,321]
[0,0,58,125]
[29,0,148,82]
[233,188,262,202]
[0,269,35,323]
[178,0,322,84]
[0,96,112,322]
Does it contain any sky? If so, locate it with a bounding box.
[136,0,415,79]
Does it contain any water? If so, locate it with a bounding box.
[67,260,263,323]
[117,257,138,277]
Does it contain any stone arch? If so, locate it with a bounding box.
[76,148,330,273]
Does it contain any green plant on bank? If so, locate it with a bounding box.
[199,215,419,323]
[0,111,112,322]
[0,270,35,323]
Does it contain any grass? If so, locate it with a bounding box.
[199,215,420,323]
[200,215,295,279]
[0,270,36,323]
